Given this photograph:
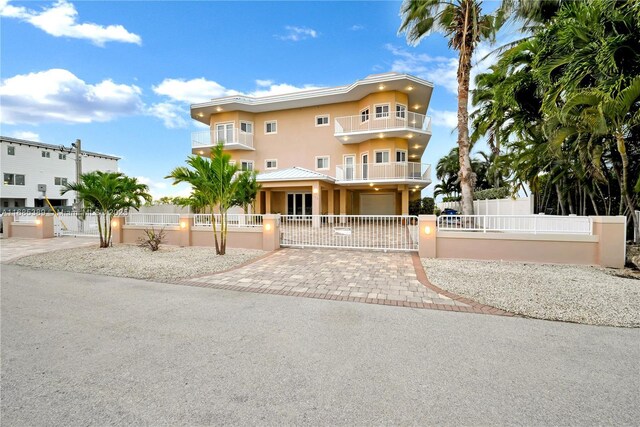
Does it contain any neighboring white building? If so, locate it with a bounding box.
[0,136,120,208]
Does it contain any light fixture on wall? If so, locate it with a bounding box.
[312,188,318,194]
[35,219,42,225]
[265,223,272,231]
[180,221,188,229]
[424,225,432,235]
[111,220,118,228]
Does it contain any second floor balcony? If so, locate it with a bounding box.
[191,128,254,151]
[334,112,432,144]
[335,161,432,185]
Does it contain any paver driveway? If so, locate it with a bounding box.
[0,236,96,263]
[187,248,471,308]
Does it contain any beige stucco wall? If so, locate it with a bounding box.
[123,226,183,246]
[206,91,419,173]
[435,232,599,265]
[191,228,263,250]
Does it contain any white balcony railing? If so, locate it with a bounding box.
[335,162,431,182]
[334,112,431,135]
[437,215,593,235]
[191,128,254,149]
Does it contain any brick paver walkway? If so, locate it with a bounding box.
[180,248,514,315]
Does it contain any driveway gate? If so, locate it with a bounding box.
[279,215,419,251]
[54,213,100,237]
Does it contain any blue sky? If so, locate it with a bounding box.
[1,0,503,199]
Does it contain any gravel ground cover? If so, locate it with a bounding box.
[422,258,640,327]
[12,244,266,280]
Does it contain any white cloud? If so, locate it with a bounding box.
[152,78,238,104]
[137,176,192,200]
[385,44,459,94]
[350,24,364,31]
[10,131,41,141]
[255,79,273,87]
[430,109,458,129]
[275,26,318,41]
[147,102,188,129]
[0,68,143,125]
[0,0,141,46]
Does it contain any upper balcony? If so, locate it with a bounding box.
[335,161,432,186]
[191,128,254,152]
[334,112,432,144]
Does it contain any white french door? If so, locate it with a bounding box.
[216,123,234,143]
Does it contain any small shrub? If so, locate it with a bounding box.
[138,227,166,252]
[473,186,511,200]
[409,197,436,215]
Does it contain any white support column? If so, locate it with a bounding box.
[312,182,321,228]
[327,188,334,223]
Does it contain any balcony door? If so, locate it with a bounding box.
[361,153,369,180]
[344,155,355,181]
[216,123,234,144]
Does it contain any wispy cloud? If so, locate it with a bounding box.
[10,131,40,141]
[430,109,458,129]
[350,24,364,31]
[0,0,141,46]
[150,77,323,128]
[275,25,318,42]
[384,44,458,94]
[0,68,143,125]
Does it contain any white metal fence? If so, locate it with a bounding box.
[54,213,101,237]
[437,214,593,235]
[125,213,180,226]
[280,215,419,251]
[335,162,431,182]
[193,214,263,228]
[334,112,431,134]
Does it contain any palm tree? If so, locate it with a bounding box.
[400,0,502,215]
[166,143,259,255]
[233,170,261,214]
[551,76,640,231]
[61,171,151,248]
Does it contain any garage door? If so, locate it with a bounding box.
[360,193,395,215]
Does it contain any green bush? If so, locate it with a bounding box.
[473,187,511,200]
[409,197,435,215]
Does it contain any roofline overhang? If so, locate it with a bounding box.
[257,176,336,183]
[191,73,434,124]
[0,136,121,161]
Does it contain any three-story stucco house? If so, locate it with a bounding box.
[189,72,433,216]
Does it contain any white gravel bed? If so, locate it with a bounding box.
[422,258,640,327]
[13,244,266,280]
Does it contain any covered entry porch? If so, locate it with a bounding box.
[254,167,419,218]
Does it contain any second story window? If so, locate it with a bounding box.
[59,153,67,160]
[396,104,407,119]
[7,146,15,155]
[316,156,329,170]
[54,177,68,186]
[41,151,50,158]
[241,160,254,171]
[396,150,407,163]
[4,173,25,186]
[375,150,390,164]
[265,159,277,170]
[315,115,329,127]
[360,108,370,123]
[375,104,390,119]
[265,121,277,134]
[240,121,253,134]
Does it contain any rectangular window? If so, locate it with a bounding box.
[360,108,370,123]
[316,156,329,170]
[265,121,277,134]
[58,153,66,160]
[375,150,390,164]
[7,146,15,155]
[396,150,407,162]
[216,122,234,143]
[54,177,68,186]
[240,160,254,171]
[265,159,278,170]
[240,121,253,134]
[396,104,407,119]
[3,173,25,186]
[315,115,329,127]
[375,104,390,119]
[41,151,50,158]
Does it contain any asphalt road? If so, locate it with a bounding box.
[2,264,639,426]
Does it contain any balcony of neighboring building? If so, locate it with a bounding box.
[335,161,432,186]
[191,127,254,153]
[334,111,431,145]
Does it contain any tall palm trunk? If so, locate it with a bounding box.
[457,2,476,215]
[615,132,638,233]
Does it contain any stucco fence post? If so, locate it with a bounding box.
[591,216,626,269]
[2,214,54,239]
[262,214,280,251]
[418,215,437,258]
[110,216,125,244]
